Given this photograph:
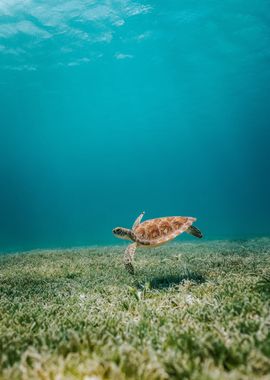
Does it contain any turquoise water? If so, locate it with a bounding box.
[0,1,269,251]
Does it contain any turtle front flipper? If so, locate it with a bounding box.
[132,211,145,230]
[123,243,137,274]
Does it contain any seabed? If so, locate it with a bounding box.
[1,238,270,380]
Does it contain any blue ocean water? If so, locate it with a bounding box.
[0,1,269,252]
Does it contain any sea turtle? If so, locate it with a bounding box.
[112,212,203,274]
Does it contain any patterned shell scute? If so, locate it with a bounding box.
[134,216,196,245]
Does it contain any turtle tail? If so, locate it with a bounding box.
[186,225,203,238]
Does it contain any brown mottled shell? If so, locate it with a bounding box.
[134,216,196,246]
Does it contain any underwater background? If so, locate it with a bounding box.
[0,0,269,252]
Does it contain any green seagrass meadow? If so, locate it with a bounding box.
[1,238,270,380]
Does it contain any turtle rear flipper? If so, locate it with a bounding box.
[186,225,203,238]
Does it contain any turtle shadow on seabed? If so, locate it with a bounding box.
[149,272,206,290]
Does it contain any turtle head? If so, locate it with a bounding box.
[112,227,133,241]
